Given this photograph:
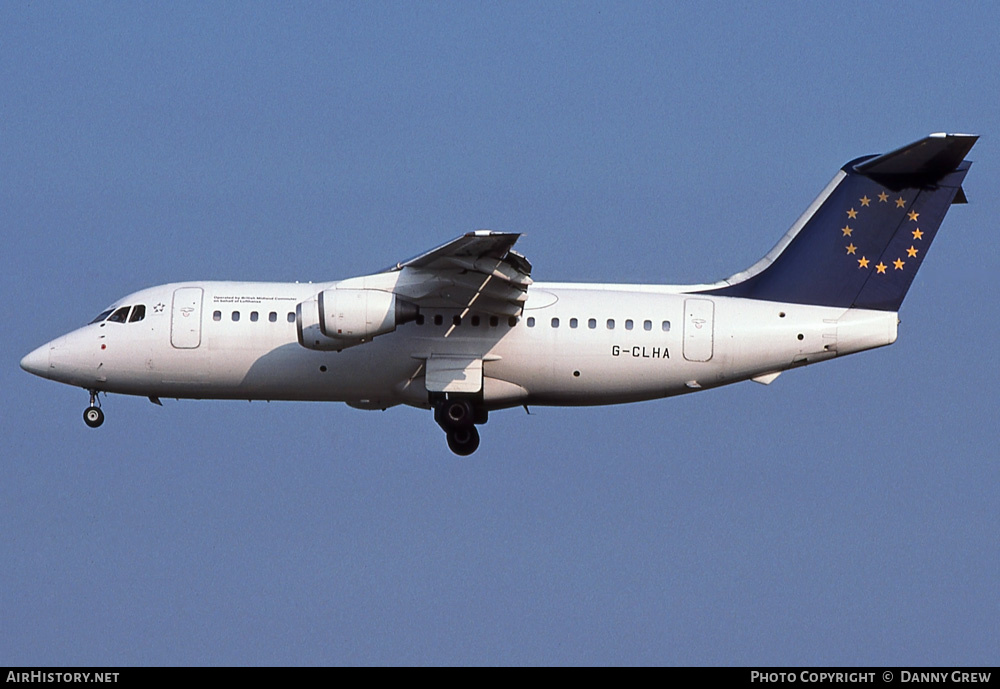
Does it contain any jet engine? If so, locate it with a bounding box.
[296,288,418,351]
[295,298,342,351]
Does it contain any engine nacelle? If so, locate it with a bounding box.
[293,288,420,351]
[317,288,418,341]
[296,298,344,351]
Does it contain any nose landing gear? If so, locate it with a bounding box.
[83,389,104,428]
[433,396,486,456]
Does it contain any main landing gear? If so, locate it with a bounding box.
[433,396,487,456]
[83,389,104,428]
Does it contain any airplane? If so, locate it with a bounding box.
[21,133,976,455]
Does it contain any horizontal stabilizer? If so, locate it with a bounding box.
[854,133,978,190]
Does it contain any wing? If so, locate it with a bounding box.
[386,231,533,317]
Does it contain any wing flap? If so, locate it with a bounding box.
[424,355,483,393]
[389,231,532,316]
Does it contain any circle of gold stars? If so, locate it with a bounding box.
[845,191,922,276]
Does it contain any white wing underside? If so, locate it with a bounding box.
[387,231,532,317]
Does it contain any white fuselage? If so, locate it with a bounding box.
[25,280,898,411]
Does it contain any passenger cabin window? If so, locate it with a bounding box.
[607,319,615,330]
[232,311,240,322]
[471,315,480,327]
[128,305,146,323]
[434,314,443,326]
[90,309,114,324]
[508,316,517,327]
[490,316,499,327]
[527,317,535,327]
[551,317,560,328]
[452,315,461,326]
[416,314,425,325]
[570,318,578,328]
[644,320,652,331]
[588,318,597,329]
[287,312,295,323]
[107,306,130,323]
[662,320,671,332]
[625,319,634,330]
[250,311,259,322]
[269,312,277,322]
[213,311,222,321]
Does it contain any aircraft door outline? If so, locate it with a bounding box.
[170,287,204,349]
[683,298,714,362]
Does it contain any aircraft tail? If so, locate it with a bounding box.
[704,133,977,311]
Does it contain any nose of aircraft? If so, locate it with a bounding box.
[20,343,51,379]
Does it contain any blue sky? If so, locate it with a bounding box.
[3,1,998,665]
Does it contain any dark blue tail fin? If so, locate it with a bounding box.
[705,133,976,311]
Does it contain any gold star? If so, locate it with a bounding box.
[908,210,919,221]
[878,191,889,203]
[876,262,887,274]
[842,225,853,236]
[858,256,870,269]
[860,195,871,207]
[847,208,858,219]
[906,246,919,258]
[893,258,905,270]
[895,197,906,208]
[912,228,924,240]
[846,243,857,254]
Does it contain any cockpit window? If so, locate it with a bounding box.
[107,306,131,323]
[129,305,146,323]
[89,309,114,325]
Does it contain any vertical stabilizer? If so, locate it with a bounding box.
[704,134,976,311]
